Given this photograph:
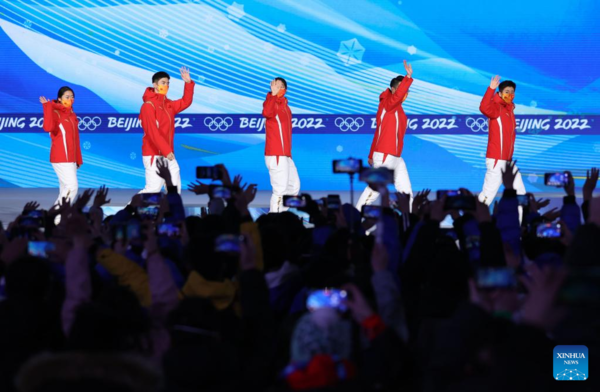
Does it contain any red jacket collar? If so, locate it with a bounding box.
[50,100,74,114]
[266,92,288,105]
[379,89,391,101]
[143,87,169,104]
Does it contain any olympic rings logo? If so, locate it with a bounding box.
[334,117,364,132]
[465,117,488,133]
[204,116,233,132]
[77,116,102,131]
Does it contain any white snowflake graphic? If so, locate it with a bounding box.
[227,2,245,21]
[528,174,539,184]
[197,75,206,83]
[277,24,286,33]
[530,100,537,108]
[336,145,344,152]
[407,45,417,55]
[83,141,91,150]
[130,152,137,160]
[23,20,32,28]
[159,29,169,39]
[555,369,586,381]
[114,49,121,56]
[336,38,365,66]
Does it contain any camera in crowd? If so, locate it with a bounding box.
[437,189,476,211]
[283,195,308,208]
[536,222,562,238]
[332,158,363,174]
[196,166,222,180]
[306,288,348,312]
[544,171,570,187]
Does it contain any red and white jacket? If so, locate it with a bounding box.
[139,81,195,158]
[368,77,413,161]
[480,87,516,162]
[262,93,292,157]
[43,101,82,165]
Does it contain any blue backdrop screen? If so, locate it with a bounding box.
[0,0,598,191]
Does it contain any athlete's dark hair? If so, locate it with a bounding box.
[274,77,287,90]
[152,71,171,84]
[498,80,516,92]
[390,75,404,89]
[57,86,74,99]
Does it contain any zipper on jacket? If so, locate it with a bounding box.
[71,112,78,164]
[164,95,173,153]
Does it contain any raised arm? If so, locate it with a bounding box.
[62,237,92,336]
[41,97,57,133]
[383,60,413,111]
[262,93,278,119]
[170,67,195,114]
[479,75,502,119]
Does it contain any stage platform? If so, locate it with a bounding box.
[0,187,576,227]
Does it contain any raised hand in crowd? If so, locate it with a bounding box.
[501,160,518,190]
[583,167,599,202]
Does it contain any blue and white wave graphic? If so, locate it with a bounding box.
[0,0,598,191]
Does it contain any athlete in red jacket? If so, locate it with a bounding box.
[262,77,300,212]
[478,75,526,205]
[40,86,82,206]
[357,60,414,211]
[139,67,195,194]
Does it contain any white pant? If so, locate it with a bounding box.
[52,163,78,206]
[140,155,181,194]
[478,158,526,205]
[265,156,301,213]
[356,152,413,211]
